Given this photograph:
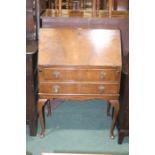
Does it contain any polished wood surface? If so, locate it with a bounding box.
[39,82,119,94]
[39,28,122,67]
[40,68,120,81]
[40,18,128,56]
[38,28,122,139]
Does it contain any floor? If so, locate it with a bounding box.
[26,99,129,155]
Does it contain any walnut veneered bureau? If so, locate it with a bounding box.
[37,28,122,139]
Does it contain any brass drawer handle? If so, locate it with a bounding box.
[52,85,60,93]
[98,85,105,93]
[52,70,60,79]
[100,71,106,80]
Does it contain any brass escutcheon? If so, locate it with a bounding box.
[100,71,106,79]
[52,85,60,93]
[52,70,60,79]
[98,85,105,93]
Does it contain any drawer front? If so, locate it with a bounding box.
[39,83,119,94]
[40,68,120,82]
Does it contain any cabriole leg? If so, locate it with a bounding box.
[109,100,119,139]
[37,99,47,138]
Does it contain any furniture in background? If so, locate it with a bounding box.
[118,53,129,144]
[113,0,129,11]
[37,28,122,139]
[26,0,37,136]
[26,0,37,40]
[26,0,47,135]
[41,0,128,18]
[26,40,38,136]
[36,0,47,37]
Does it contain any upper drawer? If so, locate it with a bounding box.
[39,68,121,82]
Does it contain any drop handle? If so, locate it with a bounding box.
[52,85,60,93]
[100,71,106,80]
[98,85,105,93]
[52,71,60,79]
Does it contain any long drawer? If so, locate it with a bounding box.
[39,82,119,94]
[39,68,121,82]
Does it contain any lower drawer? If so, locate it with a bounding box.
[39,82,119,94]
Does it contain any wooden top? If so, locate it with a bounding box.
[39,28,122,67]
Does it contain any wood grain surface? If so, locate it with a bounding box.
[38,28,122,67]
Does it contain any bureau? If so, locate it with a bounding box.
[37,28,122,139]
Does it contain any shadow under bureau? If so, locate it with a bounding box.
[37,28,122,139]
